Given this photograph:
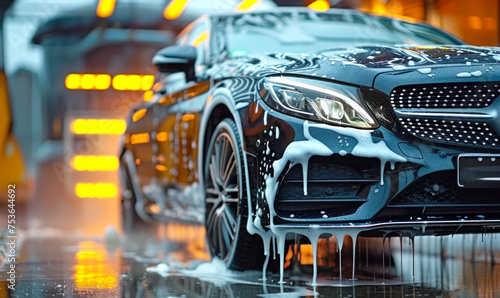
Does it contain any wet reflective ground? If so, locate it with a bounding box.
[1,158,500,297]
[2,220,500,297]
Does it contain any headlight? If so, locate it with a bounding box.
[260,76,378,129]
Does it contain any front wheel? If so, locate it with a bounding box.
[204,118,264,270]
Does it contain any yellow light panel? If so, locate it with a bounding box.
[96,0,117,18]
[71,155,119,171]
[234,0,262,12]
[307,0,330,12]
[164,0,191,20]
[80,74,95,90]
[71,119,126,135]
[65,74,81,89]
[112,74,127,91]
[142,75,155,90]
[128,75,142,91]
[75,183,118,198]
[95,74,111,90]
[130,133,150,144]
[65,74,154,90]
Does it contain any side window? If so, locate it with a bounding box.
[186,21,209,68]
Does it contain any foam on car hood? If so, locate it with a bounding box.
[215,45,500,89]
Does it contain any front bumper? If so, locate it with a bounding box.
[272,219,500,237]
[240,98,500,228]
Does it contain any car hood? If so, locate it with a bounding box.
[214,45,500,89]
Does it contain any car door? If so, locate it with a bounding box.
[153,18,212,221]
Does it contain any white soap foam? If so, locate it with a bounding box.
[392,65,406,71]
[249,120,407,284]
[417,68,432,74]
[456,72,472,78]
[471,70,482,77]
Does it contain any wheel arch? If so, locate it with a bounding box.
[120,149,152,222]
[198,88,258,234]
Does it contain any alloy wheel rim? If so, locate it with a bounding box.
[205,131,240,260]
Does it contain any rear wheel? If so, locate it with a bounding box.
[120,152,147,235]
[204,118,264,270]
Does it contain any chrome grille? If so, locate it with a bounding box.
[391,82,499,109]
[399,118,499,147]
[391,82,500,148]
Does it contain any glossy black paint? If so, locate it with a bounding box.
[123,9,500,236]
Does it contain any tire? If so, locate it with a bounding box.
[120,152,148,235]
[204,118,264,270]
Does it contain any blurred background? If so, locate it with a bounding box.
[1,0,499,236]
[1,1,500,296]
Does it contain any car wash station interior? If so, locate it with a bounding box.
[1,0,500,297]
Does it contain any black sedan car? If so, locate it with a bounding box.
[121,8,500,271]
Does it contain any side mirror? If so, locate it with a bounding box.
[152,45,197,82]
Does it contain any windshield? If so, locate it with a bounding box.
[222,11,464,57]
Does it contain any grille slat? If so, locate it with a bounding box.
[389,171,499,205]
[391,82,499,109]
[399,118,499,147]
[391,82,500,148]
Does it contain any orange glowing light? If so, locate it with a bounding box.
[71,119,126,135]
[130,132,150,144]
[234,0,262,12]
[307,0,330,12]
[156,132,168,142]
[71,155,119,171]
[155,164,167,172]
[469,16,482,30]
[164,0,191,20]
[75,183,118,198]
[152,82,162,92]
[299,244,313,265]
[190,31,208,47]
[181,113,195,122]
[74,241,119,290]
[284,244,294,268]
[150,204,161,213]
[96,0,116,18]
[132,109,147,122]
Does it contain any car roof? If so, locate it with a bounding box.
[204,7,410,22]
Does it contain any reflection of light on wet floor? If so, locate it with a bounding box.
[164,222,210,263]
[73,241,120,293]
